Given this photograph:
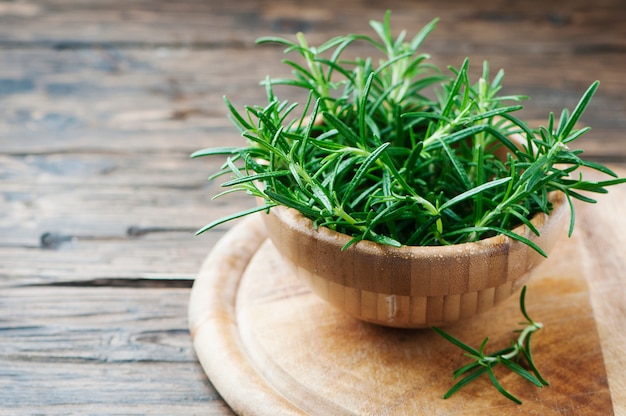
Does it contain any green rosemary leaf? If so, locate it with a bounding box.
[487,366,522,404]
[404,215,440,246]
[578,159,621,178]
[263,189,319,218]
[440,58,470,120]
[558,81,599,140]
[506,208,540,236]
[522,334,550,386]
[578,177,626,190]
[369,10,394,54]
[190,147,241,158]
[565,191,576,237]
[478,337,490,354]
[561,126,591,144]
[223,157,245,180]
[556,107,569,138]
[322,111,362,145]
[483,125,525,156]
[443,367,488,399]
[375,51,418,75]
[208,168,235,182]
[220,170,291,187]
[317,127,343,140]
[299,97,321,164]
[264,77,314,90]
[500,358,544,387]
[469,105,524,122]
[255,36,297,47]
[489,94,527,102]
[401,111,454,125]
[424,124,491,149]
[195,204,275,235]
[243,132,288,162]
[223,96,254,131]
[498,113,537,156]
[487,346,516,359]
[363,200,405,238]
[518,286,531,322]
[313,56,356,82]
[439,177,511,211]
[432,327,481,356]
[210,187,254,201]
[490,66,504,90]
[282,59,319,83]
[309,176,335,214]
[452,361,482,379]
[343,142,390,204]
[246,105,279,137]
[437,136,472,190]
[368,233,402,247]
[324,36,357,80]
[403,141,424,175]
[566,190,598,204]
[459,226,547,257]
[409,17,439,50]
[359,72,376,144]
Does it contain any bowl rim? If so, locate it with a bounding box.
[265,190,567,258]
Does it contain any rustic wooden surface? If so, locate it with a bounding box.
[1,0,625,414]
[189,204,615,415]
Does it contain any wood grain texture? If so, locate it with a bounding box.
[0,286,232,415]
[578,189,626,415]
[1,0,625,413]
[189,196,621,414]
[189,215,304,415]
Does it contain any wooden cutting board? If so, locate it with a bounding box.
[189,198,617,415]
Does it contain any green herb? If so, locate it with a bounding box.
[432,286,548,404]
[192,11,626,252]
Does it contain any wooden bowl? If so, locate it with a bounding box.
[262,192,568,328]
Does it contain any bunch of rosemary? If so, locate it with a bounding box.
[193,12,624,253]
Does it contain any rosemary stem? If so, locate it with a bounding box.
[297,32,330,110]
[483,321,543,363]
[333,205,363,229]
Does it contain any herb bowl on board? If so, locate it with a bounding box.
[192,12,626,329]
[262,191,568,328]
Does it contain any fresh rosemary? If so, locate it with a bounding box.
[432,286,548,404]
[192,12,626,252]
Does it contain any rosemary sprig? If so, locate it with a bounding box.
[192,11,626,253]
[432,286,548,404]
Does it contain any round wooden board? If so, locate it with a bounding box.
[189,214,612,415]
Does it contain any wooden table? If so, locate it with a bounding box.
[1,1,625,414]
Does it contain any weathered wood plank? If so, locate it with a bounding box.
[0,286,232,414]
[0,149,252,285]
[0,236,212,286]
[0,155,249,241]
[0,48,623,157]
[0,1,625,156]
[0,0,624,50]
[0,2,624,414]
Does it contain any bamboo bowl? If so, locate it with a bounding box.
[262,192,568,328]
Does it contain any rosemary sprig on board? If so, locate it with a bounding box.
[192,12,626,252]
[432,287,549,404]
